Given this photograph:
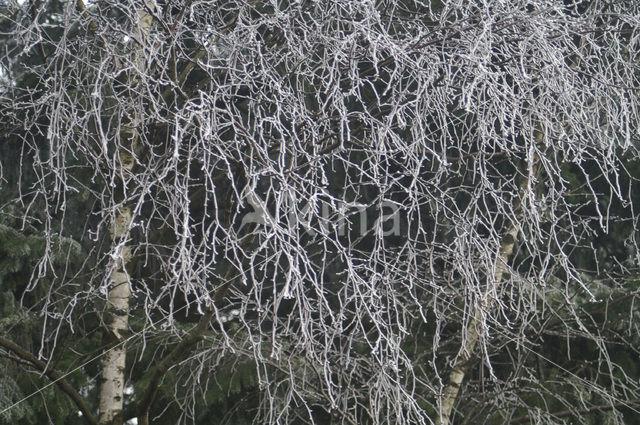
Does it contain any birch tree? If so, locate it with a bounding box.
[1,1,639,424]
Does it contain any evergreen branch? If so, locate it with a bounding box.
[0,335,98,425]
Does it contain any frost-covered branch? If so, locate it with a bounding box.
[1,0,639,424]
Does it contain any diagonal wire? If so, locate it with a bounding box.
[0,261,252,418]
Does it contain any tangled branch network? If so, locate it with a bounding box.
[1,0,639,423]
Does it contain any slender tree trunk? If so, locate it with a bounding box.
[98,3,154,424]
[99,125,138,425]
[99,206,133,425]
[436,131,542,425]
[435,222,518,425]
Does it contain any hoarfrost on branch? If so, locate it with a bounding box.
[1,0,639,424]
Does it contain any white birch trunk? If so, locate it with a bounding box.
[99,207,133,425]
[436,224,518,425]
[98,3,154,424]
[436,130,542,425]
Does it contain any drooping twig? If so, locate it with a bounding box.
[436,129,543,425]
[135,271,235,425]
